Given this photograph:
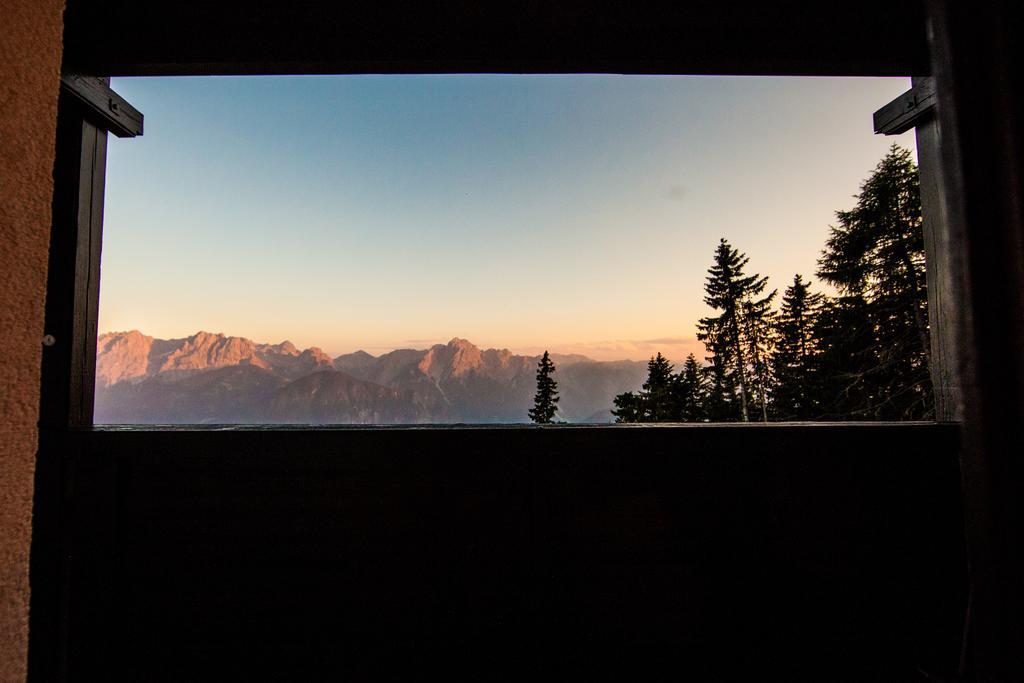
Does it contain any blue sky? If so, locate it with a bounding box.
[99,75,915,360]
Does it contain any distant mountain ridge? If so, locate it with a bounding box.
[96,330,335,385]
[95,331,647,424]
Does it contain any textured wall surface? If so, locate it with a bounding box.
[0,1,65,680]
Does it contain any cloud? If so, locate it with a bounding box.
[521,336,705,363]
[641,336,693,345]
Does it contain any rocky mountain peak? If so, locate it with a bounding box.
[96,330,155,386]
[273,341,300,356]
[333,349,377,372]
[301,347,334,365]
[417,337,483,380]
[99,329,150,344]
[159,332,258,374]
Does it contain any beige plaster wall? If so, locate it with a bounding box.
[0,0,66,679]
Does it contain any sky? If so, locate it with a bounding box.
[99,75,916,361]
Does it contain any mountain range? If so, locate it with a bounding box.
[94,331,648,424]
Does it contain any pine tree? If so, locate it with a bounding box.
[809,294,877,419]
[528,351,559,424]
[699,324,736,421]
[611,352,678,423]
[816,144,932,419]
[612,391,644,423]
[770,274,825,420]
[697,238,772,422]
[643,353,677,421]
[741,291,777,421]
[673,353,707,422]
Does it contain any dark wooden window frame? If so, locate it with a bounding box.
[38,5,953,432]
[29,69,966,678]
[40,76,143,431]
[34,1,1024,680]
[40,77,958,429]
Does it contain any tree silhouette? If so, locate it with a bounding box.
[742,291,777,421]
[809,294,876,419]
[697,238,773,421]
[612,353,682,422]
[816,144,932,419]
[674,353,707,422]
[612,391,644,423]
[770,274,824,420]
[642,353,677,421]
[528,351,560,424]
[603,145,930,424]
[699,324,736,421]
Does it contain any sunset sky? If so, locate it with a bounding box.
[99,75,916,361]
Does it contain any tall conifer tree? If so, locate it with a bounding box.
[809,295,877,418]
[697,238,772,422]
[611,391,644,423]
[770,274,824,419]
[699,325,735,421]
[643,353,677,422]
[816,144,932,419]
[742,292,777,421]
[674,353,707,422]
[528,351,560,424]
[612,353,678,423]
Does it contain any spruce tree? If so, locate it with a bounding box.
[528,351,559,424]
[674,353,707,422]
[697,238,772,422]
[770,274,824,420]
[642,353,677,422]
[611,352,678,422]
[612,391,644,423]
[816,144,932,419]
[742,291,777,422]
[699,324,735,421]
[809,294,877,419]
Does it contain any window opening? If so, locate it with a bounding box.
[92,74,927,425]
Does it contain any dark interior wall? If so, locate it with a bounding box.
[0,1,65,680]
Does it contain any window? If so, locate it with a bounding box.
[93,74,925,425]
[34,3,983,682]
